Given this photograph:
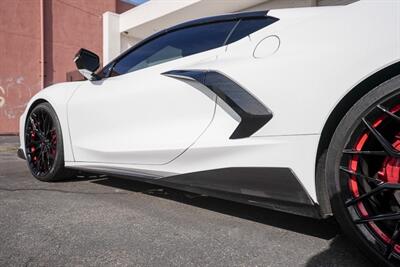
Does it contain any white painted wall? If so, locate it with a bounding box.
[103,12,121,64]
[120,34,141,53]
[242,0,317,11]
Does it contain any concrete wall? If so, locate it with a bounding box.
[0,0,133,134]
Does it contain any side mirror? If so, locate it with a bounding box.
[74,48,100,81]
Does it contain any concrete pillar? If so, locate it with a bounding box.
[121,33,142,53]
[103,12,120,65]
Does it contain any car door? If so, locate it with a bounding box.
[67,20,237,165]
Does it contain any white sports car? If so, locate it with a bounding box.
[18,1,400,265]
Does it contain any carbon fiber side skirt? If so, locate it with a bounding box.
[68,165,320,218]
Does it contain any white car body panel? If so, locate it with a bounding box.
[19,82,81,162]
[67,50,219,165]
[19,0,400,213]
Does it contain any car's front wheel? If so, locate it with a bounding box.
[327,75,400,266]
[24,102,75,182]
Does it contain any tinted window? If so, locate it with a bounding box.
[111,21,237,76]
[226,18,276,44]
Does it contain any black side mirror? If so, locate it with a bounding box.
[74,48,100,81]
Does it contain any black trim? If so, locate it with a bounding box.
[162,70,273,139]
[99,11,278,78]
[67,166,319,218]
[71,166,175,180]
[167,11,268,33]
[17,148,26,160]
[162,167,314,205]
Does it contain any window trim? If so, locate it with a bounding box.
[224,16,280,45]
[223,20,241,46]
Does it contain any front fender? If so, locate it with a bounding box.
[19,81,84,162]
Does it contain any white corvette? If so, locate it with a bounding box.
[18,1,400,265]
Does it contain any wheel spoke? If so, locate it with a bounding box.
[342,149,387,156]
[26,148,41,155]
[386,223,400,259]
[43,113,49,136]
[340,166,384,185]
[35,151,43,171]
[40,150,45,171]
[378,105,400,123]
[362,118,400,158]
[45,113,52,137]
[40,110,46,133]
[29,116,43,137]
[355,212,400,224]
[26,143,41,150]
[345,183,400,207]
[43,151,49,171]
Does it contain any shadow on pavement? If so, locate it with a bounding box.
[305,236,373,267]
[92,176,339,240]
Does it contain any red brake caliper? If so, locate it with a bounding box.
[378,139,400,184]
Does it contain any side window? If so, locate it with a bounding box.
[100,62,115,78]
[111,20,237,76]
[226,18,278,45]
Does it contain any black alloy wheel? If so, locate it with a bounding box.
[327,75,400,266]
[25,102,75,181]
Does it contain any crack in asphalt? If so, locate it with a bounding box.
[0,187,129,195]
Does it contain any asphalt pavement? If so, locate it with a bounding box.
[0,136,373,266]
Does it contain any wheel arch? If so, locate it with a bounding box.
[27,98,49,115]
[315,61,400,217]
[23,97,74,161]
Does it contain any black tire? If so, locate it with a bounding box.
[326,75,400,266]
[25,102,75,182]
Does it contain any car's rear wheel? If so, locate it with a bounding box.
[25,102,75,182]
[327,75,400,266]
